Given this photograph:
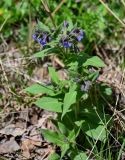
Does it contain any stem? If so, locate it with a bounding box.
[28,0,32,48]
[99,0,125,28]
[41,0,57,29]
[75,102,79,120]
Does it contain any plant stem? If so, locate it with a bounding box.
[99,0,125,28]
[45,0,65,24]
[75,102,79,120]
[41,0,57,29]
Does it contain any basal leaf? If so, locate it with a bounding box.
[62,91,77,118]
[41,129,66,146]
[25,84,55,95]
[34,97,62,112]
[83,56,106,68]
[33,48,51,58]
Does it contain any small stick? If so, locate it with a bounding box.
[99,0,125,28]
[41,0,56,28]
[46,0,66,23]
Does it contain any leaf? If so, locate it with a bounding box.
[33,48,51,58]
[25,84,55,95]
[68,129,76,142]
[41,129,66,146]
[62,91,77,118]
[82,121,107,141]
[74,152,88,160]
[88,71,99,81]
[58,122,69,135]
[0,138,20,154]
[61,144,69,158]
[34,97,62,112]
[48,67,60,84]
[83,56,106,68]
[48,153,60,160]
[37,21,50,32]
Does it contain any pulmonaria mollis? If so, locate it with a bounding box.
[59,21,85,48]
[32,30,51,47]
[32,21,85,51]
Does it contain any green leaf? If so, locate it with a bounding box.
[58,122,69,135]
[34,97,62,112]
[48,153,60,160]
[33,48,51,58]
[82,121,106,141]
[74,152,88,160]
[37,21,50,32]
[62,91,77,118]
[83,56,106,68]
[48,67,60,84]
[68,129,76,142]
[25,84,55,95]
[41,129,66,146]
[88,71,99,81]
[61,144,69,158]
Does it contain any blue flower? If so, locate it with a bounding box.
[81,81,92,92]
[37,37,42,43]
[37,37,47,46]
[77,29,85,41]
[61,37,72,48]
[33,31,51,47]
[63,41,72,48]
[63,21,69,28]
[71,29,85,42]
[32,34,37,40]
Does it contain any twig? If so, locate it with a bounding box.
[0,15,10,32]
[41,0,56,28]
[121,0,125,8]
[45,0,66,24]
[99,0,125,28]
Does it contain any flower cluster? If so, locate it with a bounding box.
[32,21,85,49]
[32,30,51,47]
[81,80,92,92]
[59,21,85,48]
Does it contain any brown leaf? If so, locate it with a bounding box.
[31,114,38,125]
[21,137,42,159]
[21,139,34,159]
[0,138,20,154]
[0,124,26,137]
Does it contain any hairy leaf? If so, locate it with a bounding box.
[25,84,54,95]
[83,56,106,68]
[34,97,62,112]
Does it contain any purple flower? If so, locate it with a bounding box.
[71,29,85,42]
[37,37,47,46]
[61,37,72,48]
[77,30,84,41]
[32,34,37,40]
[41,39,47,46]
[37,38,42,43]
[81,81,92,92]
[63,21,69,28]
[32,29,51,47]
[63,41,72,48]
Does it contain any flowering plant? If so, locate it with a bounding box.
[25,20,111,159]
